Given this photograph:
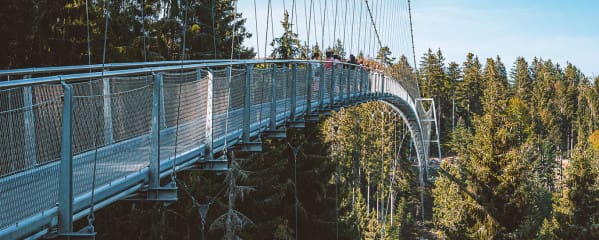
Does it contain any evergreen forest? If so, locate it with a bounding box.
[2,1,599,239]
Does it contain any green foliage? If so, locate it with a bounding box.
[322,102,420,239]
[270,10,301,59]
[0,0,255,68]
[545,143,599,239]
[455,52,484,129]
[376,46,395,66]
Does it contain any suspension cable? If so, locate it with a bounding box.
[350,0,356,55]
[253,0,260,57]
[101,0,110,67]
[342,0,349,57]
[290,0,295,37]
[408,0,420,95]
[357,0,363,56]
[211,0,217,59]
[223,0,240,152]
[364,0,384,57]
[264,0,271,58]
[306,0,313,49]
[170,0,190,183]
[85,0,98,231]
[333,0,338,49]
[320,0,327,50]
[142,0,147,62]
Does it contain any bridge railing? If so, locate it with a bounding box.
[0,59,422,239]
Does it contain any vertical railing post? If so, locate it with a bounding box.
[290,64,297,120]
[102,78,114,144]
[159,75,166,128]
[339,67,344,105]
[225,66,231,133]
[349,69,353,100]
[360,68,366,99]
[204,69,214,159]
[381,73,385,96]
[346,69,350,102]
[23,85,37,167]
[149,73,163,190]
[319,64,325,109]
[329,63,336,109]
[58,82,74,235]
[270,64,277,130]
[243,64,253,143]
[306,63,313,116]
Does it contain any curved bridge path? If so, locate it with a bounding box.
[0,60,438,239]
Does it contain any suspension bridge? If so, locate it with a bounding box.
[0,0,441,239]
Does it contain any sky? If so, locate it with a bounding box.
[237,0,599,76]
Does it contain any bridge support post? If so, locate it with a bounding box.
[23,85,37,167]
[360,67,366,100]
[306,64,312,115]
[304,63,319,122]
[205,69,214,160]
[287,63,305,128]
[329,63,336,109]
[290,64,297,120]
[55,83,96,239]
[243,65,252,143]
[381,73,385,96]
[241,64,262,151]
[345,69,350,105]
[338,67,344,107]
[319,65,325,110]
[265,64,287,139]
[270,64,277,131]
[147,72,177,202]
[58,82,74,236]
[102,78,114,144]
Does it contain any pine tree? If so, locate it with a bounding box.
[455,52,483,129]
[550,142,599,239]
[270,10,301,59]
[511,57,533,102]
[446,62,462,132]
[434,57,549,238]
[376,46,395,66]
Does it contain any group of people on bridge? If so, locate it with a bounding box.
[310,50,366,93]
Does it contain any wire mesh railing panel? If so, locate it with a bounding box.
[337,68,347,102]
[296,67,308,110]
[227,69,245,135]
[71,83,153,196]
[71,80,105,155]
[322,68,332,104]
[110,78,153,142]
[212,69,229,138]
[275,66,288,116]
[109,85,153,146]
[0,88,28,176]
[251,68,271,127]
[162,71,200,127]
[0,99,62,230]
[334,67,342,100]
[351,68,360,96]
[31,85,63,165]
[286,66,294,113]
[110,75,153,91]
[311,63,322,106]
[161,71,207,159]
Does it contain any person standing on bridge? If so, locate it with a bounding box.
[324,50,334,69]
[348,54,357,70]
[312,52,321,92]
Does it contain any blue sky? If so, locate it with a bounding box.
[237,0,599,76]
